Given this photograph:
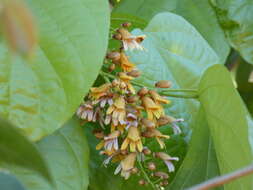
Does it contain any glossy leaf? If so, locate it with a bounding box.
[11,117,89,190]
[198,64,253,189]
[0,118,52,184]
[169,108,222,190]
[0,0,110,141]
[114,0,230,63]
[0,172,26,190]
[210,0,253,64]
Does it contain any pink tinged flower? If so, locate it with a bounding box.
[171,118,184,135]
[76,102,94,121]
[104,130,121,151]
[125,113,138,130]
[155,152,179,173]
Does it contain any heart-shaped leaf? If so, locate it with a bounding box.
[0,0,110,141]
[10,117,89,190]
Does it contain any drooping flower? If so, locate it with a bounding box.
[117,28,146,51]
[142,128,170,149]
[121,126,143,152]
[118,72,135,94]
[106,96,126,126]
[142,96,163,120]
[154,152,179,172]
[120,53,135,72]
[149,90,170,104]
[76,101,94,121]
[96,130,121,151]
[90,83,111,100]
[114,152,137,179]
[157,115,184,135]
[93,92,114,108]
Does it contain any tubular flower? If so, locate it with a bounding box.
[96,130,120,151]
[117,28,146,51]
[142,128,170,149]
[90,83,111,100]
[107,96,126,126]
[93,92,114,108]
[149,90,170,104]
[119,72,135,94]
[121,126,143,152]
[114,152,137,179]
[125,113,138,130]
[142,96,163,120]
[120,53,135,72]
[76,101,94,121]
[111,123,125,133]
[155,152,179,172]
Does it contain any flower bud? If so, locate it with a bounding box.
[138,87,148,96]
[126,95,139,103]
[142,130,155,138]
[154,171,169,179]
[147,162,156,171]
[121,22,131,28]
[106,51,121,62]
[160,180,169,186]
[112,79,120,87]
[142,147,151,155]
[120,81,127,89]
[121,149,128,155]
[109,63,115,72]
[127,70,141,78]
[155,80,172,88]
[92,129,104,139]
[138,179,146,186]
[113,33,122,40]
[131,167,139,174]
[157,115,174,126]
[141,118,155,129]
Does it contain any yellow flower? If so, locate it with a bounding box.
[119,72,135,94]
[90,83,111,100]
[114,152,137,179]
[117,28,146,51]
[142,96,163,120]
[121,127,143,152]
[107,96,126,126]
[120,53,135,72]
[111,123,125,133]
[142,128,170,149]
[149,90,170,104]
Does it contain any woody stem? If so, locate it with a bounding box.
[138,160,157,190]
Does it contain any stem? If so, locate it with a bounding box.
[138,160,157,190]
[100,71,198,99]
[187,164,253,190]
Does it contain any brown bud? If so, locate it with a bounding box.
[120,81,127,89]
[131,167,139,174]
[121,149,128,155]
[154,171,169,179]
[142,147,151,155]
[92,129,104,139]
[155,80,172,88]
[113,33,122,40]
[157,115,174,126]
[160,180,169,186]
[142,130,155,138]
[121,22,131,28]
[109,64,115,72]
[106,51,121,62]
[127,70,141,78]
[138,87,149,96]
[147,162,156,171]
[126,95,139,103]
[141,118,156,129]
[138,179,146,186]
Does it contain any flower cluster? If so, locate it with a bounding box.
[77,22,184,189]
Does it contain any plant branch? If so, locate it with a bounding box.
[187,164,253,190]
[138,160,157,190]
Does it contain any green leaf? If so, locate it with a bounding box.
[0,172,26,190]
[169,108,222,190]
[113,0,230,63]
[10,117,89,190]
[0,118,52,184]
[198,64,253,189]
[210,0,253,64]
[0,0,110,141]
